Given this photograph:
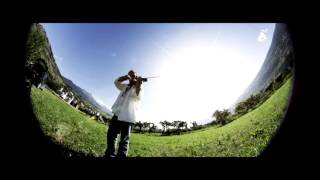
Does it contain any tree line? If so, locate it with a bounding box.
[129,70,293,136]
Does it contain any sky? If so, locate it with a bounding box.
[42,23,275,126]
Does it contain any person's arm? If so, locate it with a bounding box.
[118,75,130,82]
[114,75,130,91]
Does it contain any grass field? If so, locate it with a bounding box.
[30,77,293,157]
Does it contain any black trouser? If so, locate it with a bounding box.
[105,115,133,158]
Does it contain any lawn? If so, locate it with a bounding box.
[30,77,293,157]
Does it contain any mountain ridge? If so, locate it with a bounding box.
[62,76,113,116]
[26,23,112,117]
[230,23,294,111]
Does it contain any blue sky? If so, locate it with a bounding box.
[42,23,275,125]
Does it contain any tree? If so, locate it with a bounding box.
[167,121,174,130]
[160,121,165,133]
[160,120,171,133]
[143,122,151,132]
[235,92,265,116]
[178,121,186,131]
[172,121,180,131]
[235,101,247,115]
[191,121,198,130]
[135,121,143,133]
[149,123,157,133]
[183,121,188,130]
[213,109,231,125]
[192,121,198,128]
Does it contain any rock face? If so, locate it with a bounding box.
[232,23,295,109]
[25,23,65,91]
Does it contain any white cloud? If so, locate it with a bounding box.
[257,28,268,42]
[54,55,63,61]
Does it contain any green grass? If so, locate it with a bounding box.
[31,77,293,157]
[31,87,107,157]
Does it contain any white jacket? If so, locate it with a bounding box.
[111,77,143,123]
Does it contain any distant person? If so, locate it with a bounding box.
[37,72,48,90]
[104,70,144,158]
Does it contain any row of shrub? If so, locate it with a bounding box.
[235,70,293,117]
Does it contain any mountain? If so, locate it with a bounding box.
[25,23,65,91]
[230,23,295,111]
[62,76,113,116]
[26,23,113,117]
